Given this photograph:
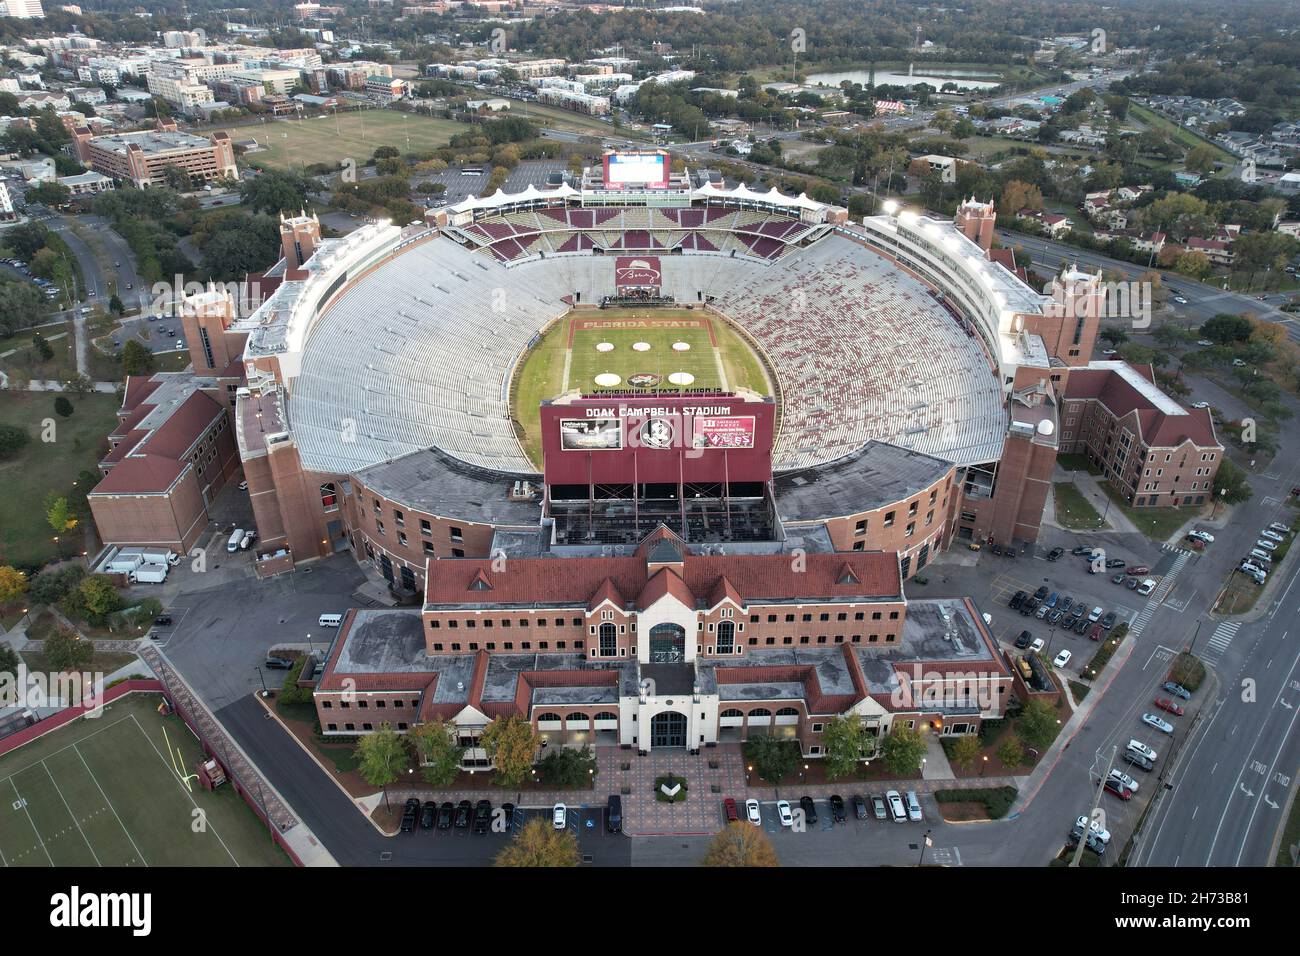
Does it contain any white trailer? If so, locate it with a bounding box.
[105,553,145,574]
[140,548,181,567]
[129,563,168,584]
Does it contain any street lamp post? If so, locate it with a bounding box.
[918,828,933,866]
[981,754,988,777]
[253,664,267,696]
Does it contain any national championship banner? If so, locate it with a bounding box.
[692,415,756,449]
[614,256,662,293]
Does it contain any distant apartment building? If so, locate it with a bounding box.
[0,180,15,221]
[536,87,608,115]
[2,0,45,18]
[162,30,205,48]
[72,122,238,188]
[58,170,113,196]
[364,75,406,101]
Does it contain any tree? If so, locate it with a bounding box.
[494,818,580,867]
[996,734,1025,769]
[700,821,780,867]
[45,493,77,534]
[949,734,981,771]
[536,743,598,787]
[1200,314,1254,344]
[1001,179,1044,216]
[54,395,73,418]
[820,714,869,779]
[1184,145,1218,175]
[0,643,18,679]
[0,424,31,459]
[743,734,799,784]
[120,340,156,376]
[26,180,71,208]
[32,331,53,361]
[1098,327,1128,347]
[1213,457,1253,505]
[44,628,93,673]
[76,574,122,624]
[408,719,464,787]
[240,169,314,215]
[354,724,410,800]
[1018,698,1060,750]
[108,294,125,315]
[0,565,28,605]
[880,725,927,776]
[480,715,539,789]
[65,374,93,397]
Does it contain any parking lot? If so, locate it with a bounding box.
[390,801,627,865]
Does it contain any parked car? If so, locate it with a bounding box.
[871,794,888,820]
[1154,697,1185,717]
[1260,529,1284,543]
[437,801,453,829]
[1122,751,1155,772]
[455,800,472,828]
[1030,637,1046,653]
[1188,530,1215,543]
[1058,597,1074,615]
[1126,577,1140,590]
[1103,777,1133,801]
[852,794,868,820]
[1071,546,1092,556]
[1127,739,1158,762]
[904,791,923,822]
[745,798,761,826]
[1036,604,1051,620]
[723,797,739,822]
[1267,522,1291,535]
[1108,769,1140,793]
[1255,540,1278,552]
[1088,623,1104,642]
[886,790,908,822]
[1053,649,1073,668]
[1142,713,1175,734]
[1009,590,1026,610]
[1162,681,1192,700]
[1101,611,1117,629]
[552,803,567,830]
[1014,630,1033,649]
[1021,597,1039,616]
[1106,558,1127,569]
[1136,579,1156,596]
[1087,606,1103,623]
[829,794,846,822]
[400,798,420,832]
[1047,547,1064,561]
[1077,814,1112,844]
[1126,566,1150,576]
[153,615,173,626]
[799,795,818,825]
[1074,616,1091,635]
[501,802,515,830]
[474,799,492,833]
[1045,591,1060,608]
[1048,608,1065,625]
[238,480,249,491]
[1068,824,1108,855]
[1033,585,1049,602]
[419,800,436,830]
[1111,573,1126,585]
[777,800,793,827]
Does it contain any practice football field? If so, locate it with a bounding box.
[208,111,463,169]
[0,693,290,867]
[511,308,771,467]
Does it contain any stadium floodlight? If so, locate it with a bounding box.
[882,199,899,215]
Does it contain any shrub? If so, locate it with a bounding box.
[933,786,1017,819]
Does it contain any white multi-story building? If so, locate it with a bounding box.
[3,0,45,18]
[0,180,15,221]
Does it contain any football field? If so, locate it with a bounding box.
[511,308,771,467]
[208,111,463,169]
[0,693,290,867]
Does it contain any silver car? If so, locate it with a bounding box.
[886,790,907,822]
[1141,713,1174,735]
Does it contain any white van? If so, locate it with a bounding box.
[318,613,343,628]
[227,528,245,553]
[1127,739,1158,762]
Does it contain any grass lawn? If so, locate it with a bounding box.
[0,692,290,866]
[0,319,79,383]
[511,308,770,469]
[1099,480,1202,542]
[1053,482,1104,530]
[0,391,118,568]
[209,111,464,170]
[499,97,643,139]
[21,646,140,678]
[1277,787,1300,867]
[1128,103,1236,165]
[1056,452,1102,476]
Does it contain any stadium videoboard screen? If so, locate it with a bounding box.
[603,151,670,189]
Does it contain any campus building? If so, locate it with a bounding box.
[71,121,238,188]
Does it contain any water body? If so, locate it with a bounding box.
[806,69,1001,91]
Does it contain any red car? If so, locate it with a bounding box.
[1126,566,1150,576]
[1185,538,1205,551]
[723,798,739,822]
[1154,697,1185,717]
[1088,623,1104,641]
[1103,778,1133,801]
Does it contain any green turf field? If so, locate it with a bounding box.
[208,111,464,169]
[511,308,770,467]
[0,693,290,867]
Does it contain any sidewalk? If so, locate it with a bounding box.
[1051,471,1139,534]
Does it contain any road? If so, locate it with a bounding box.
[999,229,1300,343]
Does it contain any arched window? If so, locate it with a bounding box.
[775,707,799,717]
[536,712,561,723]
[564,712,587,724]
[720,708,744,718]
[594,712,618,722]
[599,622,617,656]
[716,620,735,653]
[748,708,772,718]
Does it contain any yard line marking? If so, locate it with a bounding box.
[71,743,148,867]
[0,712,137,790]
[40,759,100,867]
[9,778,54,866]
[127,714,239,866]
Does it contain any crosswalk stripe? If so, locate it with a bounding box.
[1201,621,1241,662]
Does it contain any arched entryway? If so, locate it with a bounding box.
[648,623,686,663]
[650,711,688,748]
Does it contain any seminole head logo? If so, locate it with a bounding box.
[616,256,661,286]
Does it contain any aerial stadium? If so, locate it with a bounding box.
[90,150,1223,754]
